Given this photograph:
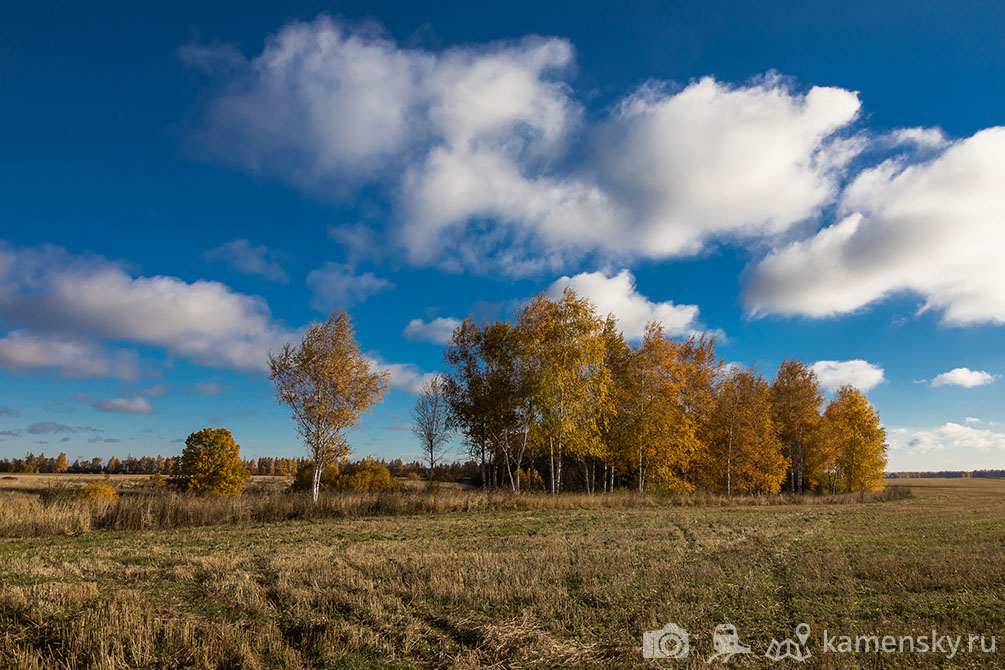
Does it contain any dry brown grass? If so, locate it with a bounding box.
[0,479,1001,668]
[0,478,910,537]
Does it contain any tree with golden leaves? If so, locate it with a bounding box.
[675,334,722,487]
[519,289,610,493]
[269,309,389,503]
[598,314,632,492]
[704,366,786,496]
[824,385,888,492]
[624,322,697,492]
[172,427,249,496]
[770,359,825,493]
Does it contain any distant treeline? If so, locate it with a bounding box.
[0,452,482,482]
[888,470,1005,479]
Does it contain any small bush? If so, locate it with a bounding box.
[77,482,118,502]
[149,472,166,488]
[337,458,400,491]
[407,472,422,481]
[291,458,400,493]
[289,462,338,493]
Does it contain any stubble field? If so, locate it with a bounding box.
[1,477,1003,669]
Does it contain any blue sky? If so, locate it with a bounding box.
[2,1,1004,470]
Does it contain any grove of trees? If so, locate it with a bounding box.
[436,288,888,495]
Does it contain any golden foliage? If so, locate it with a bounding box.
[76,482,117,502]
[270,309,388,502]
[770,359,826,493]
[824,385,888,492]
[173,428,249,496]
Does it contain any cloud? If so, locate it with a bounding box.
[402,316,462,345]
[368,355,436,394]
[388,422,414,431]
[306,262,393,310]
[205,238,289,283]
[0,244,297,374]
[26,422,76,435]
[328,223,386,267]
[190,381,227,396]
[87,436,121,444]
[811,359,885,392]
[889,423,1005,453]
[931,367,996,388]
[965,417,983,424]
[140,384,171,398]
[884,126,948,149]
[546,269,704,340]
[746,127,1005,325]
[185,19,863,274]
[0,331,141,380]
[0,406,18,418]
[590,75,861,258]
[88,395,156,414]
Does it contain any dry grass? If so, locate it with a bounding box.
[0,476,910,537]
[0,479,1001,668]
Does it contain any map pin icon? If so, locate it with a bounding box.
[796,623,811,646]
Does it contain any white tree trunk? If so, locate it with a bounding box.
[311,461,322,504]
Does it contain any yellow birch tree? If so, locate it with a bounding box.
[269,309,389,503]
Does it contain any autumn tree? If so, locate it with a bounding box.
[483,319,537,492]
[519,290,609,493]
[703,366,786,496]
[443,317,495,489]
[411,375,452,482]
[54,452,68,473]
[624,322,697,492]
[824,385,888,492]
[770,359,825,493]
[598,315,632,492]
[270,309,389,503]
[172,427,249,496]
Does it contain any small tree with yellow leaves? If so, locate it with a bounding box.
[270,309,389,503]
[173,427,249,496]
[824,385,888,493]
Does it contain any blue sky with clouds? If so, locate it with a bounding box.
[2,1,1004,470]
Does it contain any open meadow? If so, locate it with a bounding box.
[1,478,1004,669]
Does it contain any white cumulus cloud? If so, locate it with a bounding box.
[546,269,703,340]
[185,19,864,274]
[0,244,296,374]
[0,331,141,380]
[367,356,437,395]
[593,75,861,257]
[889,423,1005,453]
[931,367,996,388]
[811,359,885,392]
[88,395,156,414]
[402,317,462,345]
[746,127,1005,325]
